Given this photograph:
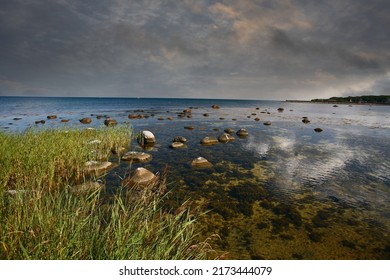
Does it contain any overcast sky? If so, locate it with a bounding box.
[0,0,389,100]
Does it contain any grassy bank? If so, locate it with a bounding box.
[0,126,208,259]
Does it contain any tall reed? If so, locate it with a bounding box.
[0,125,131,191]
[0,126,209,259]
[0,186,208,259]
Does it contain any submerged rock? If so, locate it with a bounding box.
[184,126,195,130]
[183,109,192,114]
[200,137,219,145]
[35,120,46,124]
[191,157,213,168]
[123,167,157,188]
[80,118,92,124]
[121,151,152,162]
[61,119,70,123]
[47,115,57,119]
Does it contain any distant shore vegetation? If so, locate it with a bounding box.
[0,126,208,260]
[287,95,390,104]
[311,95,390,104]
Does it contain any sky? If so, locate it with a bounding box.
[0,0,389,100]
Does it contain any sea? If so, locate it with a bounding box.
[1,96,389,259]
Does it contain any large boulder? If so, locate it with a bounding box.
[200,137,219,145]
[137,130,156,146]
[218,133,235,143]
[191,157,213,168]
[121,151,152,162]
[123,167,157,188]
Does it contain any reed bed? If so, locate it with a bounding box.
[0,126,209,259]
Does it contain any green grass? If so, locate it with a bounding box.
[0,126,209,259]
[0,125,131,191]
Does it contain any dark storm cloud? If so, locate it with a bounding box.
[0,0,389,99]
[270,28,382,72]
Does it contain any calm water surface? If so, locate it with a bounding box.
[1,97,389,259]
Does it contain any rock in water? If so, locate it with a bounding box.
[314,128,323,133]
[277,108,284,112]
[218,133,235,143]
[191,157,213,168]
[121,151,152,162]
[47,115,57,119]
[211,104,220,109]
[302,117,310,124]
[263,121,271,126]
[123,167,157,187]
[84,161,113,176]
[71,181,104,194]
[80,118,92,124]
[224,128,235,134]
[236,128,249,137]
[104,118,118,126]
[137,130,156,147]
[172,136,187,143]
[170,142,185,149]
[200,137,219,145]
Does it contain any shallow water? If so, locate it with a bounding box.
[1,97,389,259]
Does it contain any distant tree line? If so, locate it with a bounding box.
[311,95,390,104]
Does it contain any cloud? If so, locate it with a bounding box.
[208,0,312,45]
[0,0,389,99]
